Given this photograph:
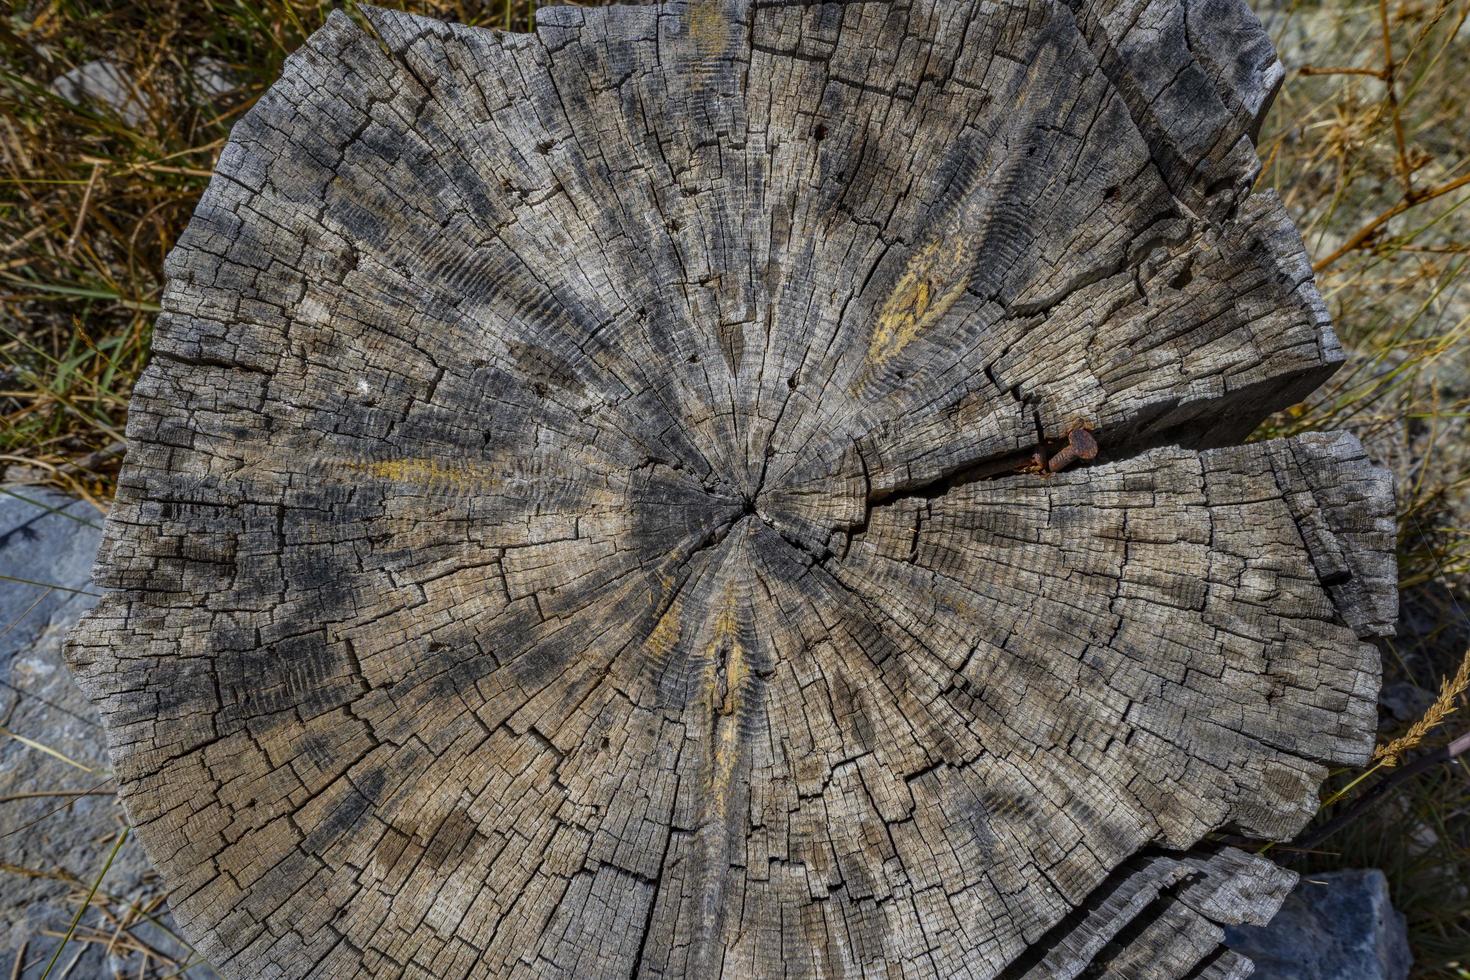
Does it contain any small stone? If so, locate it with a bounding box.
[1225,868,1412,980]
[189,57,238,101]
[48,59,152,126]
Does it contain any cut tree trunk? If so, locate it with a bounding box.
[67,0,1398,977]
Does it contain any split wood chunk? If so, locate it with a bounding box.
[67,0,1398,976]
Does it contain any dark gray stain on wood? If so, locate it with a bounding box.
[67,0,1398,977]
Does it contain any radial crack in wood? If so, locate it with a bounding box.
[67,0,1396,977]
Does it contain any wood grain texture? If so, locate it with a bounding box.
[66,0,1397,976]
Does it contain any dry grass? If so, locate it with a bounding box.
[1374,645,1470,767]
[0,0,539,502]
[2,0,1470,974]
[1249,0,1470,973]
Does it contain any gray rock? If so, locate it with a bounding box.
[1225,868,1412,980]
[1378,680,1437,727]
[0,487,211,979]
[189,56,238,100]
[48,60,152,127]
[47,56,240,131]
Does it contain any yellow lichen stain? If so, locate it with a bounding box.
[341,457,500,496]
[689,0,730,59]
[710,596,747,717]
[861,236,974,385]
[709,717,742,816]
[645,592,683,664]
[686,0,733,91]
[706,589,749,815]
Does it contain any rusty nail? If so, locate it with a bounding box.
[1047,426,1098,473]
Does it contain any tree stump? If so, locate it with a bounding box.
[67,0,1399,976]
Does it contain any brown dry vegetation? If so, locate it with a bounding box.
[1247,1,1470,972]
[2,0,1469,974]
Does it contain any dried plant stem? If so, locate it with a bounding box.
[1314,169,1470,271]
[1373,644,1470,767]
[0,789,113,803]
[1377,0,1414,195]
[1299,729,1470,850]
[62,162,101,258]
[1299,64,1389,78]
[38,828,128,980]
[0,725,97,773]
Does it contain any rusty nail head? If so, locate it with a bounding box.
[1047,425,1098,473]
[1069,426,1098,460]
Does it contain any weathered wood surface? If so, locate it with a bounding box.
[67,0,1398,976]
